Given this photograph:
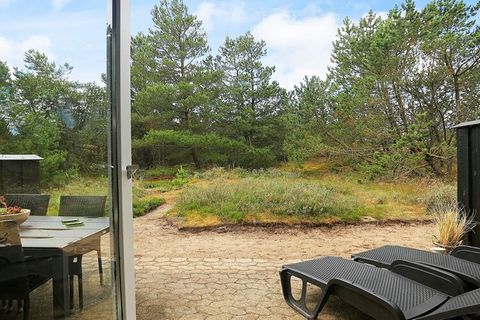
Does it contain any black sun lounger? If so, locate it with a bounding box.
[280,257,480,320]
[352,245,480,289]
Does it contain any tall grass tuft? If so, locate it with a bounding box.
[433,202,476,248]
[177,177,364,222]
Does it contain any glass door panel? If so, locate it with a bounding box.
[0,1,121,319]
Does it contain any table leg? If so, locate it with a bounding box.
[52,251,70,319]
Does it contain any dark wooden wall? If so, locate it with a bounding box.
[457,123,480,246]
[0,160,41,195]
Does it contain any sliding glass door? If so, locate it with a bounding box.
[0,0,134,319]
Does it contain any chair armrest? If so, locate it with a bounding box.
[451,245,480,264]
[391,260,465,296]
[323,278,406,320]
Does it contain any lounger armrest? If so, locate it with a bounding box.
[391,260,465,296]
[451,245,480,264]
[324,278,406,320]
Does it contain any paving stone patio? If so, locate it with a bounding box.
[14,205,433,319]
[133,206,434,320]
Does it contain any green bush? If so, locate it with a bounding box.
[177,177,364,222]
[171,166,190,187]
[133,129,276,168]
[133,196,166,217]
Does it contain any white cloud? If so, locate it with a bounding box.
[0,35,53,67]
[195,1,246,31]
[52,0,71,12]
[252,11,339,89]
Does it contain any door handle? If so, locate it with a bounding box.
[126,165,139,179]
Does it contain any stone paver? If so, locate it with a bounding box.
[16,204,433,319]
[134,206,434,320]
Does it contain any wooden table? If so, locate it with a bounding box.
[20,216,109,319]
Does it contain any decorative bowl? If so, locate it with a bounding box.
[0,209,31,225]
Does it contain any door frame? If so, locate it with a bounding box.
[110,0,136,319]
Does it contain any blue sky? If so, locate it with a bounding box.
[0,0,477,89]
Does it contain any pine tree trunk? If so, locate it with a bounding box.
[454,75,461,123]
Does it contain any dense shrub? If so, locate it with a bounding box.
[133,130,276,169]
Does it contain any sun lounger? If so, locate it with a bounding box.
[280,256,480,320]
[352,245,480,289]
[451,245,480,264]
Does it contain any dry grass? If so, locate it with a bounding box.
[170,163,438,227]
[433,203,476,247]
[176,177,365,224]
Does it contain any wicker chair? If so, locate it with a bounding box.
[59,195,106,310]
[5,194,50,216]
[0,220,53,319]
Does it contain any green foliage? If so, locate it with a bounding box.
[133,196,166,217]
[2,50,108,186]
[214,32,287,150]
[3,0,480,186]
[309,0,480,179]
[131,3,286,168]
[283,122,324,165]
[133,129,275,168]
[171,166,190,187]
[132,179,167,217]
[359,114,456,179]
[177,177,365,222]
[131,0,220,166]
[7,114,71,185]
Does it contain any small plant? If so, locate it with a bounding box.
[0,196,22,215]
[171,165,190,187]
[433,202,476,249]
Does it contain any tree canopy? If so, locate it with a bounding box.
[3,0,479,182]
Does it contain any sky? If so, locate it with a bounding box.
[0,0,477,89]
